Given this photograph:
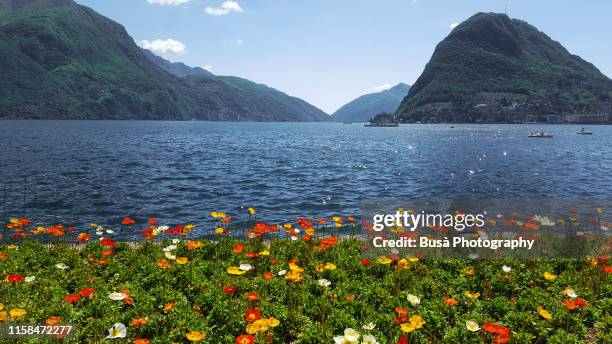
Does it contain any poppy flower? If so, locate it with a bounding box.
[245,309,261,322]
[100,238,117,247]
[360,259,371,266]
[162,303,175,313]
[397,337,408,344]
[77,233,90,242]
[131,318,149,327]
[185,331,207,342]
[64,294,81,303]
[102,249,113,257]
[134,339,150,344]
[79,288,95,298]
[246,292,259,301]
[45,316,61,325]
[263,272,273,280]
[443,297,458,305]
[6,274,24,284]
[224,285,238,294]
[122,217,136,225]
[236,334,255,344]
[536,306,553,320]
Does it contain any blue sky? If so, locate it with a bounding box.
[79,0,612,114]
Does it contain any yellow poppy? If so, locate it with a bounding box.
[0,311,7,322]
[227,266,247,275]
[378,257,392,265]
[464,291,480,299]
[400,315,425,333]
[324,263,337,270]
[185,331,207,342]
[289,262,304,272]
[9,308,26,319]
[176,257,189,265]
[537,306,553,320]
[543,272,557,281]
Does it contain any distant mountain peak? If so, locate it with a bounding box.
[396,12,612,122]
[331,82,410,122]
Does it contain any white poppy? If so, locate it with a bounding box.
[171,239,181,244]
[334,328,360,344]
[362,322,376,331]
[108,292,126,301]
[105,229,114,234]
[361,335,379,344]
[164,251,177,260]
[466,320,480,332]
[162,245,177,252]
[25,276,36,282]
[407,294,420,306]
[564,288,578,298]
[239,264,253,271]
[104,323,127,340]
[502,265,512,273]
[56,263,69,270]
[277,270,287,276]
[318,278,331,288]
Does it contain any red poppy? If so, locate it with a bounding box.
[0,253,8,261]
[6,274,24,284]
[233,244,245,254]
[100,238,117,247]
[98,259,108,266]
[395,306,409,316]
[443,296,458,305]
[247,251,260,259]
[574,298,588,307]
[64,294,81,303]
[224,285,238,295]
[395,316,409,324]
[263,272,273,280]
[236,335,255,344]
[246,292,260,301]
[482,322,510,337]
[148,218,158,224]
[102,249,113,257]
[134,339,150,344]
[604,266,612,273]
[79,288,95,298]
[143,229,154,240]
[122,217,136,225]
[397,336,408,344]
[245,309,261,322]
[77,233,90,242]
[360,259,371,266]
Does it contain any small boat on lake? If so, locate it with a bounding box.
[364,122,399,127]
[528,132,554,138]
[577,128,593,135]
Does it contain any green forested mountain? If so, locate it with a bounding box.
[396,12,612,122]
[331,83,410,123]
[0,0,329,121]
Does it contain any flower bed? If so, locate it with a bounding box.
[0,215,611,343]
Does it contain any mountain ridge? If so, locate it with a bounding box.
[0,0,329,121]
[331,83,410,123]
[396,12,612,123]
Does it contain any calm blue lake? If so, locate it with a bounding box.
[1,121,610,237]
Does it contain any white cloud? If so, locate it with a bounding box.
[200,64,213,71]
[234,39,243,44]
[450,22,460,29]
[205,1,243,16]
[147,0,190,5]
[138,39,187,56]
[373,84,392,92]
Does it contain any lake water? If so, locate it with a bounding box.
[1,121,610,237]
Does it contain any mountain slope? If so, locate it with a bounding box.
[0,0,328,121]
[331,83,410,122]
[143,51,329,122]
[396,12,612,122]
